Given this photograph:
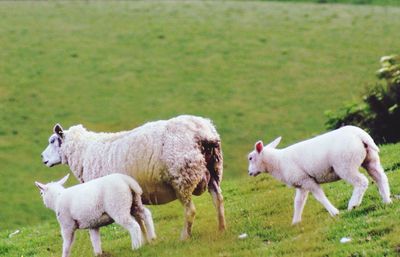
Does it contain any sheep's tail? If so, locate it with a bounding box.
[201,139,223,189]
[353,127,379,153]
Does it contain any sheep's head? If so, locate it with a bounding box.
[248,137,281,176]
[41,124,64,167]
[35,174,69,209]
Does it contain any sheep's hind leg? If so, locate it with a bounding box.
[209,182,226,231]
[292,188,309,224]
[302,179,339,217]
[180,199,196,240]
[363,155,391,204]
[89,228,102,256]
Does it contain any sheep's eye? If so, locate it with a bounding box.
[249,157,253,161]
[50,138,55,144]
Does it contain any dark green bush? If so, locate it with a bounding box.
[325,55,400,144]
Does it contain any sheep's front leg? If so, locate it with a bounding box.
[292,188,309,224]
[303,179,339,217]
[61,227,76,257]
[209,183,226,231]
[89,228,102,256]
[181,199,196,240]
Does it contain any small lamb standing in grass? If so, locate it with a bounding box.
[35,173,155,257]
[247,125,392,224]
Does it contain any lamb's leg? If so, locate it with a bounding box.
[292,188,309,224]
[335,168,369,210]
[209,183,226,231]
[364,158,391,204]
[114,216,143,250]
[302,179,339,217]
[61,227,75,257]
[131,194,152,244]
[143,207,156,241]
[180,199,196,240]
[89,228,102,256]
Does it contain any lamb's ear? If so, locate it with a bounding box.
[266,136,282,149]
[255,141,264,153]
[53,123,64,139]
[57,174,70,185]
[35,181,47,191]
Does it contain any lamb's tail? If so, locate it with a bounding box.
[352,126,379,153]
[125,175,143,195]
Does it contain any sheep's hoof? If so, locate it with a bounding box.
[180,231,191,241]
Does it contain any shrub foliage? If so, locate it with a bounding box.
[326,55,400,144]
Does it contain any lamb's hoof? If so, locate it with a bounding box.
[384,198,392,204]
[292,220,301,225]
[347,205,358,211]
[330,209,340,217]
[131,239,143,250]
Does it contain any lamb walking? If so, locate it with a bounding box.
[247,125,391,224]
[35,173,155,257]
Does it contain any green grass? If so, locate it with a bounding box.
[259,0,400,6]
[1,1,400,256]
[2,143,400,257]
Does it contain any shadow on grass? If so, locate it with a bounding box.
[341,205,377,218]
[384,162,400,172]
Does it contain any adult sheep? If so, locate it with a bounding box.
[41,115,226,240]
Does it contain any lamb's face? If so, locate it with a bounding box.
[41,124,64,167]
[248,137,282,177]
[35,174,69,210]
[248,141,264,177]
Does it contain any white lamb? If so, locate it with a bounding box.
[35,173,155,257]
[247,125,391,224]
[40,115,225,240]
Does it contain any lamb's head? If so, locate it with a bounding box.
[35,174,69,210]
[41,124,65,167]
[248,136,282,177]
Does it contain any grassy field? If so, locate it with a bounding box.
[1,1,400,256]
[1,143,400,257]
[260,0,400,6]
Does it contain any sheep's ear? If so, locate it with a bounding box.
[57,174,70,185]
[35,181,47,191]
[266,136,282,149]
[255,141,264,153]
[53,123,64,139]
